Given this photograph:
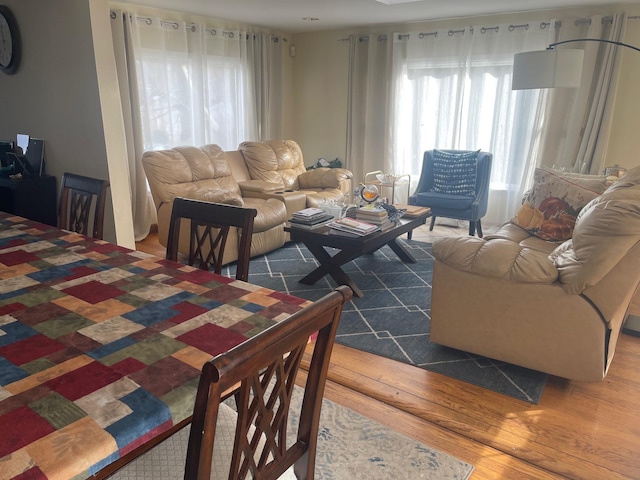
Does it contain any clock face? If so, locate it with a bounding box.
[0,14,13,68]
[0,6,19,74]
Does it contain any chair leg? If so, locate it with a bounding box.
[476,220,483,238]
[407,230,413,240]
[429,216,436,231]
[468,221,475,236]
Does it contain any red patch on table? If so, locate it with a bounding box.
[0,406,55,457]
[0,334,65,365]
[0,249,40,266]
[177,323,247,357]
[45,361,123,401]
[62,280,125,304]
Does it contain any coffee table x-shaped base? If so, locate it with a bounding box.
[286,213,429,298]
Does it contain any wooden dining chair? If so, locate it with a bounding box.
[166,197,258,282]
[58,172,110,240]
[110,285,352,480]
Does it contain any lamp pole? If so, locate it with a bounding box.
[547,38,640,53]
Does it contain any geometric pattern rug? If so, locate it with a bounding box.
[240,239,548,404]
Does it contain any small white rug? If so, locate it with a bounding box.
[288,387,474,480]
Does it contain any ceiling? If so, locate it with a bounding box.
[118,0,633,33]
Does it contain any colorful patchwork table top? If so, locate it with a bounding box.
[0,213,309,480]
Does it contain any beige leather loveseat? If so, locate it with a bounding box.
[430,166,640,381]
[237,140,352,217]
[142,140,352,265]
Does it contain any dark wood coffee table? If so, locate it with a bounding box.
[285,212,430,297]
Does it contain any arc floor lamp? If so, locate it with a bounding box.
[512,38,640,90]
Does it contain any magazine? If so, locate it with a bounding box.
[328,217,379,236]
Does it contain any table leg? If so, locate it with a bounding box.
[387,238,417,263]
[299,242,364,297]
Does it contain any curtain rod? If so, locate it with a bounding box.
[338,14,639,42]
[110,10,288,41]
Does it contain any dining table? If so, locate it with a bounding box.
[0,212,310,480]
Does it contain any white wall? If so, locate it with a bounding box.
[0,0,135,246]
[608,7,640,169]
[291,4,640,175]
[290,32,350,166]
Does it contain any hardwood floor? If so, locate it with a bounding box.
[136,226,640,479]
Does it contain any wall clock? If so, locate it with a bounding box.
[0,5,20,74]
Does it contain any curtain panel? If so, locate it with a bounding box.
[346,34,393,186]
[110,10,155,241]
[110,9,287,239]
[537,13,626,175]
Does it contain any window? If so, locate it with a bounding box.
[394,56,542,221]
[136,50,251,151]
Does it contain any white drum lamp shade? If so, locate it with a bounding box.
[512,49,584,90]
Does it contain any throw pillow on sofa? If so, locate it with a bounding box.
[513,167,605,241]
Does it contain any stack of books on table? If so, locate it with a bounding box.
[356,204,394,231]
[288,207,334,229]
[328,217,380,237]
[393,204,431,218]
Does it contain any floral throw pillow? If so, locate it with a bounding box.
[431,150,479,196]
[513,167,602,241]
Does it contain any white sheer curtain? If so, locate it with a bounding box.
[110,10,286,238]
[389,22,552,224]
[120,14,286,150]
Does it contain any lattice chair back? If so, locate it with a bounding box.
[166,197,258,281]
[58,172,110,239]
[109,286,351,480]
[186,285,352,479]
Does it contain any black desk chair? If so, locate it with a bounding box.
[58,172,110,239]
[166,197,258,282]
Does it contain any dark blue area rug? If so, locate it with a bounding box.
[233,239,547,403]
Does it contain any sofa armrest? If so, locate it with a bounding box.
[238,180,285,194]
[297,167,353,189]
[432,236,558,284]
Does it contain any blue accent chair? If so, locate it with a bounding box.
[409,149,493,237]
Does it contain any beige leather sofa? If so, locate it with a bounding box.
[429,166,640,381]
[237,140,352,217]
[142,140,352,265]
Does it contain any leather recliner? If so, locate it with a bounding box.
[429,166,640,381]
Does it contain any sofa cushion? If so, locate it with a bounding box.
[484,222,557,254]
[242,197,287,233]
[512,167,603,242]
[301,189,345,208]
[181,190,244,206]
[297,168,352,190]
[412,191,475,210]
[433,236,558,283]
[239,140,307,189]
[142,145,243,207]
[431,149,479,196]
